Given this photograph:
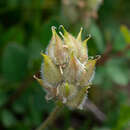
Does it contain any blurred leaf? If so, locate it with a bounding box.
[94,66,106,85]
[113,31,126,51]
[11,123,30,130]
[29,82,54,113]
[105,59,129,86]
[89,22,104,53]
[28,38,42,59]
[2,26,25,45]
[26,84,43,126]
[2,43,28,82]
[120,25,130,44]
[125,50,130,58]
[94,66,113,89]
[68,127,75,130]
[12,101,26,114]
[114,105,130,130]
[0,90,7,107]
[7,0,18,8]
[1,109,17,127]
[0,24,3,35]
[93,127,110,130]
[28,95,42,126]
[28,38,42,70]
[43,0,57,9]
[104,20,119,41]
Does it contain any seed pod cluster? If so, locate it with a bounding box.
[34,26,100,109]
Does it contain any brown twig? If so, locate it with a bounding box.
[84,99,107,123]
[97,43,112,66]
[97,43,130,66]
[36,103,63,130]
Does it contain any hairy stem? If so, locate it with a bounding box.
[36,103,63,130]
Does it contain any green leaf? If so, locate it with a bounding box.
[114,105,130,130]
[12,101,26,114]
[93,127,110,130]
[2,26,25,44]
[94,66,106,85]
[2,43,28,82]
[28,38,42,64]
[89,22,104,53]
[120,25,130,44]
[125,50,130,58]
[1,109,17,127]
[105,59,129,86]
[0,91,7,107]
[7,0,18,8]
[113,31,126,51]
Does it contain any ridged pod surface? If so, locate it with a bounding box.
[34,26,100,109]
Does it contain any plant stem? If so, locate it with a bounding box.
[36,103,63,130]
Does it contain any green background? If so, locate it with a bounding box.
[0,0,130,129]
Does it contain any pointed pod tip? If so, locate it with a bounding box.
[80,27,83,31]
[95,55,101,60]
[51,26,57,36]
[90,55,101,62]
[33,75,40,81]
[52,26,63,42]
[51,26,56,31]
[40,52,45,57]
[88,58,98,66]
[77,27,83,41]
[85,34,91,41]
[59,25,64,29]
[33,75,43,86]
[40,52,49,60]
[79,27,83,34]
[59,25,65,30]
[59,25,68,34]
[33,75,37,79]
[79,27,83,35]
[82,34,92,46]
[88,34,91,38]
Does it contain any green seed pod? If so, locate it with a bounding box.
[46,27,69,65]
[41,53,62,86]
[34,26,100,109]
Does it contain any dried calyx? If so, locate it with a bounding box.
[34,26,100,109]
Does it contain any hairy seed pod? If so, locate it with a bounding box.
[34,26,100,109]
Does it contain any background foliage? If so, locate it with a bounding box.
[0,0,130,130]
